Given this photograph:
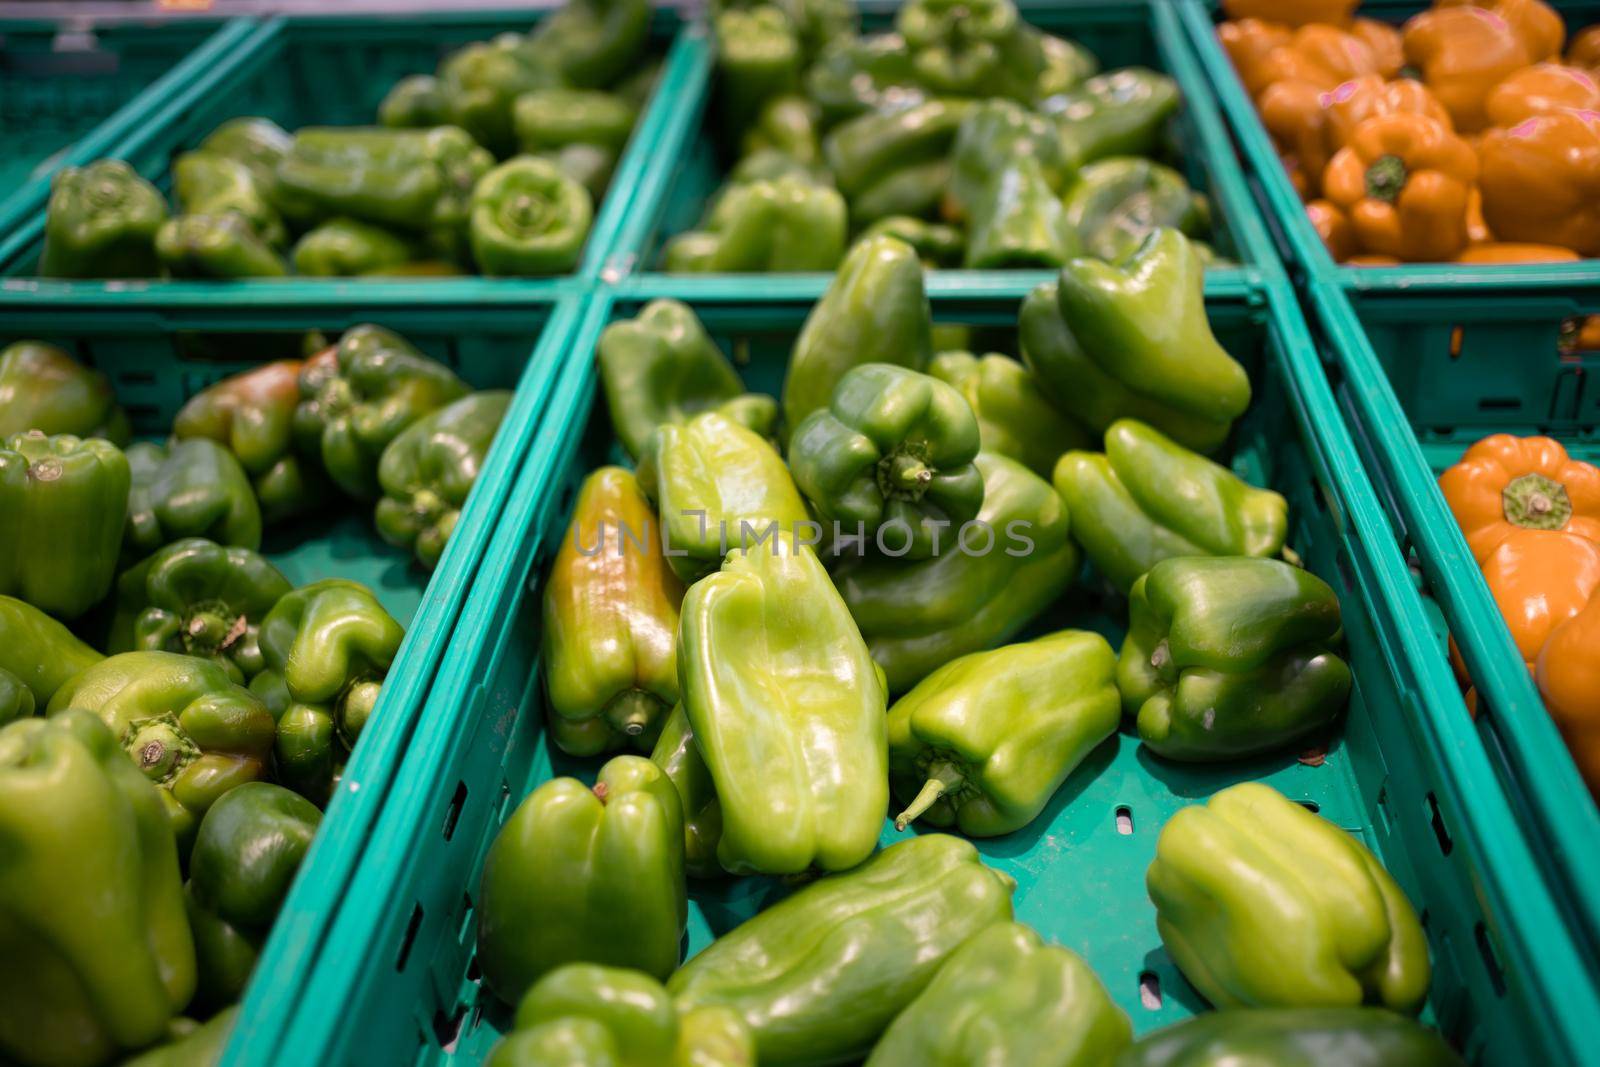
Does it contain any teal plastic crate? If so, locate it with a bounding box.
[0,295,585,1064]
[0,10,697,307]
[0,16,253,242]
[612,0,1282,300]
[1306,277,1600,971]
[1178,0,1600,293]
[270,280,1600,1067]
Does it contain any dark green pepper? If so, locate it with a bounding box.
[172,150,286,247]
[155,214,290,280]
[40,159,168,279]
[469,156,593,276]
[965,157,1079,269]
[0,594,103,717]
[1063,157,1209,263]
[662,176,847,273]
[823,99,970,203]
[742,94,823,165]
[859,215,965,268]
[199,118,292,195]
[928,351,1089,478]
[514,88,637,157]
[126,439,262,557]
[526,0,650,90]
[0,431,130,619]
[849,158,952,226]
[291,218,416,277]
[805,33,926,126]
[717,0,858,62]
[947,98,1072,221]
[1119,557,1352,761]
[436,33,561,158]
[896,0,1044,101]
[1112,1008,1465,1067]
[1043,68,1181,168]
[715,7,802,138]
[379,74,450,129]
[649,704,722,880]
[0,340,130,443]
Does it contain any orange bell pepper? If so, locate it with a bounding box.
[1322,75,1454,151]
[1306,199,1356,260]
[1403,7,1538,132]
[1260,80,1332,195]
[1321,112,1479,260]
[1569,25,1600,73]
[1220,19,1294,96]
[1439,434,1600,562]
[1456,242,1581,262]
[1346,252,1402,265]
[1222,0,1358,29]
[1436,0,1564,62]
[1257,25,1390,93]
[1479,109,1600,255]
[1485,64,1600,126]
[1351,19,1404,78]
[1537,590,1600,796]
[1477,529,1600,676]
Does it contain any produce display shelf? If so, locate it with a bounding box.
[1306,276,1600,973]
[0,295,586,1066]
[257,280,1600,1067]
[0,7,698,306]
[1178,0,1600,296]
[612,0,1283,300]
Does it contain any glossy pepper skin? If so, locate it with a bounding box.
[0,431,130,620]
[477,755,686,1003]
[155,213,289,280]
[1057,229,1251,430]
[1148,782,1430,1013]
[375,390,510,570]
[46,651,277,850]
[433,33,562,157]
[649,704,722,879]
[1402,7,1536,133]
[0,595,101,719]
[544,468,684,758]
[1042,68,1180,169]
[171,151,286,248]
[515,88,636,184]
[1054,419,1288,593]
[1439,434,1600,562]
[173,360,328,524]
[866,921,1132,1067]
[1252,25,1392,94]
[1479,109,1600,256]
[527,0,650,90]
[0,710,195,1067]
[380,74,449,129]
[928,351,1088,478]
[291,217,416,277]
[663,176,848,273]
[966,157,1080,269]
[896,0,1043,101]
[789,363,983,560]
[470,157,593,276]
[121,1007,237,1067]
[1539,589,1600,797]
[1464,528,1600,689]
[1312,76,1453,189]
[947,99,1071,221]
[669,834,1016,1067]
[888,630,1120,836]
[1321,113,1478,262]
[835,452,1080,693]
[742,94,822,166]
[40,160,168,279]
[1035,32,1099,100]
[715,7,802,137]
[294,326,469,500]
[0,341,129,443]
[199,117,292,193]
[125,439,261,557]
[1485,63,1600,126]
[1113,1007,1464,1067]
[678,536,886,875]
[636,410,810,583]
[783,235,933,436]
[804,34,925,126]
[250,579,404,805]
[1119,557,1352,762]
[823,100,971,210]
[487,964,754,1067]
[1063,158,1208,263]
[861,216,965,268]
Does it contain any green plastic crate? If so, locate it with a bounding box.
[1178,0,1600,293]
[267,279,1600,1067]
[0,10,697,307]
[611,0,1281,299]
[0,294,586,1065]
[1306,276,1600,972]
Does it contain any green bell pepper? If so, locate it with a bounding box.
[947,99,1072,221]
[294,325,469,500]
[663,176,848,273]
[273,126,494,237]
[379,74,450,130]
[125,439,262,557]
[0,431,130,619]
[478,755,686,1003]
[928,351,1088,477]
[866,921,1132,1067]
[173,359,329,523]
[0,340,129,444]
[488,964,754,1067]
[1018,281,1231,455]
[805,34,925,127]
[718,0,858,62]
[859,215,965,268]
[435,34,561,158]
[669,834,1016,1066]
[109,538,291,684]
[896,0,1043,101]
[250,579,404,806]
[155,214,290,280]
[1043,68,1181,168]
[469,156,593,276]
[514,89,637,156]
[1057,228,1251,429]
[888,630,1119,836]
[172,150,286,248]
[121,1007,238,1067]
[0,710,195,1067]
[678,535,887,874]
[1118,557,1352,761]
[1035,33,1099,101]
[39,159,168,279]
[526,0,650,90]
[1148,782,1431,1013]
[1112,1008,1465,1067]
[1063,158,1209,263]
[649,704,722,880]
[965,156,1079,269]
[199,118,291,195]
[374,390,510,570]
[823,99,970,203]
[1053,419,1288,593]
[291,218,416,277]
[783,234,933,435]
[789,363,983,559]
[46,651,277,849]
[835,451,1080,693]
[0,595,102,720]
[742,94,822,165]
[184,882,259,1015]
[715,8,802,138]
[851,158,955,226]
[635,410,809,583]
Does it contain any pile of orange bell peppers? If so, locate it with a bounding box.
[1440,435,1600,795]
[1220,0,1600,264]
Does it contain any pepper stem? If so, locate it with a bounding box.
[1365,154,1408,204]
[1502,472,1572,531]
[879,453,934,500]
[895,761,966,831]
[603,689,660,740]
[1149,639,1171,673]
